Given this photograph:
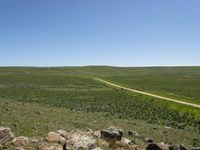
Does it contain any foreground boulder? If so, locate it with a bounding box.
[65,129,97,150]
[100,126,123,142]
[39,142,63,150]
[98,126,137,150]
[55,130,70,139]
[46,131,66,145]
[12,136,30,146]
[92,131,101,138]
[0,127,14,143]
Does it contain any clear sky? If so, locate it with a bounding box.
[0,0,200,67]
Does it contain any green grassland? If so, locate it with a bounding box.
[0,66,200,148]
[102,70,200,104]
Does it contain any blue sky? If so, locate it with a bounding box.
[0,0,200,66]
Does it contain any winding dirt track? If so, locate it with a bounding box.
[94,78,200,109]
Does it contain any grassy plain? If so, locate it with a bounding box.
[0,66,200,147]
[102,67,200,104]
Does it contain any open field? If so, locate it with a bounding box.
[1,99,200,149]
[0,66,200,147]
[102,70,200,105]
[95,78,200,108]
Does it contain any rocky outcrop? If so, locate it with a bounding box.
[0,126,193,150]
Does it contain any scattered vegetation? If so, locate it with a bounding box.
[0,66,200,147]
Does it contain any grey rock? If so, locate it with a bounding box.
[115,138,137,150]
[65,129,97,150]
[100,126,123,141]
[0,127,14,143]
[12,136,30,147]
[92,131,101,138]
[128,130,139,136]
[46,131,66,145]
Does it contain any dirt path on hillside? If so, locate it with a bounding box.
[94,78,200,109]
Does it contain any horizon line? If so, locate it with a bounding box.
[0,65,200,68]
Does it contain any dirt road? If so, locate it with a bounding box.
[94,78,200,109]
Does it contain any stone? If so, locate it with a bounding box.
[146,142,183,150]
[128,130,139,136]
[15,145,38,150]
[192,147,200,150]
[55,130,70,139]
[177,124,185,130]
[115,138,137,150]
[12,136,30,147]
[100,130,121,142]
[55,130,69,137]
[13,138,39,150]
[29,138,39,144]
[93,131,101,138]
[100,126,123,142]
[14,147,26,150]
[0,127,14,143]
[164,126,172,129]
[47,131,66,145]
[169,144,179,150]
[39,142,63,150]
[146,143,162,150]
[157,142,170,150]
[144,137,154,143]
[0,126,191,150]
[96,138,110,148]
[93,147,102,150]
[86,128,93,133]
[65,129,97,150]
[179,144,187,150]
[168,144,188,150]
